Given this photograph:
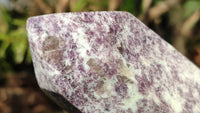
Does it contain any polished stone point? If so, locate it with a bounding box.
[26,11,200,113]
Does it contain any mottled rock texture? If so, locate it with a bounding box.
[26,11,200,113]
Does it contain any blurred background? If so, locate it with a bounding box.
[0,0,200,113]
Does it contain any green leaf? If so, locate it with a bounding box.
[0,33,10,59]
[9,27,27,64]
[0,8,11,33]
[0,7,12,23]
[120,0,137,14]
[154,0,165,5]
[25,48,32,64]
[0,17,9,33]
[89,0,108,10]
[73,0,88,12]
[183,0,200,19]
[13,18,26,26]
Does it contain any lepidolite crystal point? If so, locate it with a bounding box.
[27,11,200,113]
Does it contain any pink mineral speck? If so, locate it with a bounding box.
[26,11,200,113]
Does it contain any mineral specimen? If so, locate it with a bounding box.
[26,11,200,113]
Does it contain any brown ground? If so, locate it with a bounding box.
[0,71,67,113]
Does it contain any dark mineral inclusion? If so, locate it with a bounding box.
[26,11,200,113]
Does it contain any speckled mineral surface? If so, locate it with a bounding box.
[26,11,200,113]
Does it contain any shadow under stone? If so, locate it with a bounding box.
[41,89,82,113]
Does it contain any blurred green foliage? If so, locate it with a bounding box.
[73,0,88,11]
[0,6,31,72]
[0,0,200,73]
[183,0,200,19]
[120,0,138,14]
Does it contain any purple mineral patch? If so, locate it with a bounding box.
[26,11,200,113]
